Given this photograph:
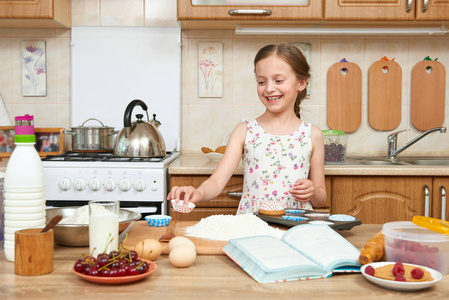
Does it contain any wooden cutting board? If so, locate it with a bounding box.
[368,60,402,131]
[411,60,446,131]
[327,62,362,132]
[124,221,228,255]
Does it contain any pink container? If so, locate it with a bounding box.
[14,114,34,135]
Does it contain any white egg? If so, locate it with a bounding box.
[133,239,162,260]
[168,236,196,252]
[169,244,197,268]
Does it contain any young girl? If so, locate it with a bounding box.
[168,43,327,213]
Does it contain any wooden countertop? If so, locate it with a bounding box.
[169,153,449,176]
[1,223,448,299]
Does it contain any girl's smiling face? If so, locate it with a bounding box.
[255,55,307,114]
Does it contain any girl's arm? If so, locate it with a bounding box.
[290,125,327,208]
[167,121,247,205]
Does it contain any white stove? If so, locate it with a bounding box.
[42,151,180,217]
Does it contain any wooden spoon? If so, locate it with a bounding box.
[215,145,226,154]
[41,214,63,233]
[201,147,214,154]
[159,221,176,242]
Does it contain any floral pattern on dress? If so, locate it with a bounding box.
[237,119,313,214]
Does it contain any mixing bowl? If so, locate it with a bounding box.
[46,206,141,247]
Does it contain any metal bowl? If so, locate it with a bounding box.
[46,206,141,247]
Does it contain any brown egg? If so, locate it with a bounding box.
[169,244,197,268]
[134,239,162,260]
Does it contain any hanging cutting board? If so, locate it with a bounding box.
[327,62,362,132]
[411,60,446,131]
[368,60,402,131]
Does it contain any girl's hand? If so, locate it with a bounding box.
[290,179,315,203]
[167,186,202,206]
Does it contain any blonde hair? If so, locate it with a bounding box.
[254,44,310,119]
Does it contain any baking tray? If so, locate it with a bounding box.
[256,209,362,230]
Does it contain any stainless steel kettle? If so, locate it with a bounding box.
[113,99,166,157]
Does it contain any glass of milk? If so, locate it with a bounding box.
[88,199,119,257]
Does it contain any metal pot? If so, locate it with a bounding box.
[113,99,166,157]
[64,118,118,152]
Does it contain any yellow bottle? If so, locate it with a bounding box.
[359,231,385,265]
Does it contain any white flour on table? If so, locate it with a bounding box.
[184,214,286,241]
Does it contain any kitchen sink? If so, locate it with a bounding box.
[403,159,449,166]
[326,157,449,167]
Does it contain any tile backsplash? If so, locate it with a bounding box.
[0,0,448,157]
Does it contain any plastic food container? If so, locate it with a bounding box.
[382,221,449,275]
[322,130,348,163]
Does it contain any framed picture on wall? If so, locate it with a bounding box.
[0,127,64,158]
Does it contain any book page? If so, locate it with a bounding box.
[282,225,361,271]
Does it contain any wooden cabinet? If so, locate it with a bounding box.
[330,176,449,224]
[0,0,71,28]
[324,0,449,22]
[177,0,322,29]
[169,175,243,221]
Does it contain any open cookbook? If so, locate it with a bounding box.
[222,224,361,284]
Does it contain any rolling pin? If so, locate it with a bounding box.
[359,231,385,265]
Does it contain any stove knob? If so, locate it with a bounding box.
[104,178,116,191]
[89,178,101,191]
[133,179,146,192]
[74,178,86,191]
[58,178,72,191]
[119,179,131,191]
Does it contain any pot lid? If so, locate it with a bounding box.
[73,118,115,129]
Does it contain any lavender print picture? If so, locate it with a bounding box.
[199,42,223,98]
[21,41,47,96]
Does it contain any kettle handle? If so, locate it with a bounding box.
[124,99,148,128]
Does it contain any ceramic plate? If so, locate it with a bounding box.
[361,262,442,291]
[73,260,157,284]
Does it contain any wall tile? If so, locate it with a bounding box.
[13,104,57,127]
[72,0,100,26]
[100,0,144,26]
[0,37,12,105]
[144,0,178,27]
[56,38,71,104]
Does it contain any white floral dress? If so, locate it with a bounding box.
[237,119,313,214]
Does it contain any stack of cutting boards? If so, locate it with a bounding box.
[327,59,446,132]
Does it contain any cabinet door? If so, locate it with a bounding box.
[178,0,322,29]
[169,175,243,221]
[0,0,71,28]
[331,176,432,224]
[416,0,449,21]
[431,177,449,221]
[324,0,415,21]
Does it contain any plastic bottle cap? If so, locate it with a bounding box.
[14,135,36,143]
[322,129,345,136]
[412,216,449,235]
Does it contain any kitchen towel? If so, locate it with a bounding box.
[0,95,12,126]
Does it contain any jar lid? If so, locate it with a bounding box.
[15,114,34,121]
[382,221,449,242]
[412,216,449,235]
[322,129,345,136]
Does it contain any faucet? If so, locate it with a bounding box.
[387,127,447,160]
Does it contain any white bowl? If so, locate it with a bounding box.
[204,152,223,162]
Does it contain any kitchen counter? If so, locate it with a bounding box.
[0,223,448,299]
[169,153,449,176]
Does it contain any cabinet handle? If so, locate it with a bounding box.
[441,186,447,221]
[227,191,242,198]
[406,0,412,13]
[424,184,430,217]
[228,9,272,15]
[422,0,429,13]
